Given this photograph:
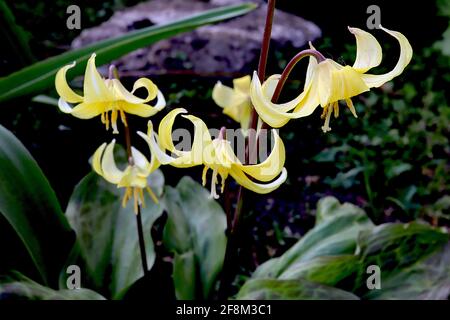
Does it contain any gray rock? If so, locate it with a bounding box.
[72,0,321,75]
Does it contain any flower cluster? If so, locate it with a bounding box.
[55,26,412,212]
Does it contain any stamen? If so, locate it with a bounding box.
[220,174,226,194]
[321,104,333,133]
[333,101,339,118]
[146,186,159,204]
[104,112,110,130]
[111,109,119,134]
[122,187,132,208]
[139,188,145,208]
[320,105,328,119]
[345,99,358,118]
[209,168,219,199]
[202,166,209,186]
[120,109,128,127]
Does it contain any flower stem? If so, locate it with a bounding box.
[116,67,149,276]
[136,204,149,274]
[271,49,325,104]
[219,0,276,299]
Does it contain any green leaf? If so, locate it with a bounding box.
[163,176,227,300]
[0,3,256,103]
[65,170,165,299]
[0,273,105,300]
[279,255,360,287]
[363,244,450,299]
[354,222,449,294]
[0,125,75,287]
[236,278,359,300]
[253,197,373,279]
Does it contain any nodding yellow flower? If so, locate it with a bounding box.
[212,75,252,133]
[137,108,287,199]
[92,139,160,214]
[55,53,166,134]
[250,26,413,132]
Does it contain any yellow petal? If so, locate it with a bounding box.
[250,71,320,128]
[233,75,251,93]
[92,142,107,176]
[138,121,197,168]
[158,108,188,156]
[349,27,382,73]
[236,101,252,131]
[230,167,287,194]
[212,81,248,123]
[101,139,124,184]
[212,81,235,109]
[83,53,113,103]
[360,26,413,88]
[55,61,84,103]
[112,78,158,104]
[131,146,151,174]
[182,114,213,164]
[119,90,166,118]
[118,167,147,188]
[328,65,370,103]
[58,99,108,119]
[235,129,285,182]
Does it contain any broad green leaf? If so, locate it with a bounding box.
[0,125,75,287]
[253,197,373,279]
[279,255,359,287]
[65,170,164,299]
[0,3,256,103]
[363,244,450,300]
[246,197,449,300]
[0,273,105,300]
[236,278,359,300]
[353,222,449,294]
[163,176,227,300]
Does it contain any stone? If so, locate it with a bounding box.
[72,0,321,75]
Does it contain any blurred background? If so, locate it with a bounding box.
[0,0,449,291]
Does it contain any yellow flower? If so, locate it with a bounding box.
[212,75,252,133]
[137,108,287,199]
[55,53,166,133]
[250,26,413,131]
[92,139,160,214]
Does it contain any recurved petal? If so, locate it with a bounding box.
[182,114,213,164]
[119,90,166,118]
[158,108,188,156]
[92,142,107,176]
[230,167,287,194]
[101,140,124,184]
[55,62,84,103]
[83,53,113,103]
[58,99,108,119]
[236,129,285,182]
[131,78,158,102]
[360,26,413,88]
[112,78,158,104]
[250,71,320,128]
[131,146,151,174]
[349,27,382,73]
[138,121,197,168]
